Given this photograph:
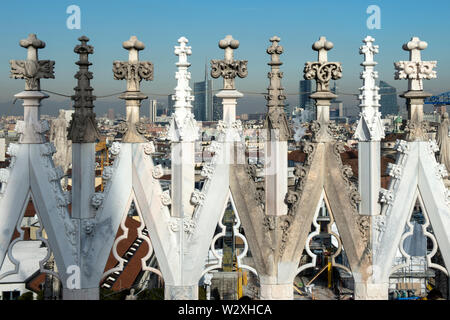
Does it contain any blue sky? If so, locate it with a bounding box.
[0,0,449,115]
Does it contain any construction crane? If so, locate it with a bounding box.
[96,140,109,191]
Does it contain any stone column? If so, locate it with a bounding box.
[264,36,290,217]
[66,36,100,299]
[113,36,153,143]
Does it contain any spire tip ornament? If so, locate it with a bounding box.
[113,35,153,143]
[10,33,55,91]
[211,35,247,90]
[67,35,100,143]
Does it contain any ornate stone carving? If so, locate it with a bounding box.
[435,163,448,179]
[379,188,395,206]
[190,189,205,206]
[167,37,199,142]
[358,216,370,243]
[10,34,55,91]
[102,166,113,180]
[304,37,342,92]
[152,164,164,179]
[183,219,196,236]
[113,36,153,143]
[394,37,436,91]
[161,190,171,206]
[91,193,104,209]
[210,35,247,90]
[394,139,410,154]
[109,141,121,156]
[354,36,384,142]
[142,142,155,155]
[387,163,403,180]
[395,37,436,142]
[0,168,10,194]
[263,216,276,233]
[200,163,214,179]
[67,36,100,143]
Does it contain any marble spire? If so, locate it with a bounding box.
[355,36,384,141]
[264,36,291,141]
[67,36,100,143]
[167,37,199,142]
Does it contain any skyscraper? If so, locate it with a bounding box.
[167,94,175,116]
[299,79,314,121]
[149,99,157,123]
[107,108,115,121]
[194,63,213,122]
[379,80,399,116]
[213,95,223,121]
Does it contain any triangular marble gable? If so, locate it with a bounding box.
[374,140,450,284]
[230,141,371,288]
[0,143,77,286]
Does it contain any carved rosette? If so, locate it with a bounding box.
[435,163,448,179]
[379,188,395,206]
[427,139,439,155]
[387,163,403,180]
[102,166,113,180]
[394,139,410,154]
[153,164,164,179]
[190,189,205,206]
[143,141,156,155]
[91,193,104,209]
[109,142,121,156]
[161,190,171,206]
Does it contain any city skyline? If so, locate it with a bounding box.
[1,0,449,117]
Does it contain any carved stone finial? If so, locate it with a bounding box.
[114,36,153,93]
[67,36,100,143]
[395,36,437,91]
[304,36,342,93]
[264,36,290,141]
[303,36,342,142]
[211,35,248,90]
[167,37,198,142]
[10,34,55,91]
[355,36,384,142]
[395,36,437,141]
[113,36,153,143]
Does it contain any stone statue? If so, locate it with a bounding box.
[437,112,450,175]
[50,109,72,174]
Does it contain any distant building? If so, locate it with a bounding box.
[107,108,115,121]
[213,96,223,121]
[299,80,314,121]
[167,94,175,116]
[149,99,157,123]
[379,81,399,117]
[194,64,213,121]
